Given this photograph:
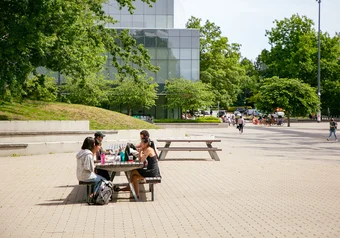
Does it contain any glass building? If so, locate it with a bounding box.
[103,0,200,119]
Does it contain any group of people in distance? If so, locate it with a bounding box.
[76,130,161,200]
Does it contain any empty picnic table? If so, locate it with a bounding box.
[157,137,222,161]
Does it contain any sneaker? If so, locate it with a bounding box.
[327,138,330,141]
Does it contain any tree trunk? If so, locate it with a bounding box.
[287,112,291,127]
[128,108,132,116]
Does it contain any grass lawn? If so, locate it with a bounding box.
[0,101,159,130]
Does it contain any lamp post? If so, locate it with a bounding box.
[316,0,321,122]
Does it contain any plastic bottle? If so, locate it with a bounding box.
[100,153,105,164]
[120,150,125,162]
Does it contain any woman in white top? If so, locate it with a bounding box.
[76,137,106,195]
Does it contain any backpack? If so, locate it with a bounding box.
[93,180,113,205]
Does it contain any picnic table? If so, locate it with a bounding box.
[157,137,222,161]
[96,160,144,201]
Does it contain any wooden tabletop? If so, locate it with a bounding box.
[157,138,221,143]
[96,161,144,172]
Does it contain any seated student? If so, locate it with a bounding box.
[114,137,161,198]
[93,132,110,180]
[126,130,158,159]
[76,137,107,197]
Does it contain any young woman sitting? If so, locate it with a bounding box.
[76,137,107,198]
[114,137,161,199]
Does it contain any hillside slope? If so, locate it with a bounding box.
[0,101,159,130]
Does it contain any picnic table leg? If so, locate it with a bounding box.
[159,142,171,160]
[110,171,116,182]
[206,142,220,161]
[125,171,139,202]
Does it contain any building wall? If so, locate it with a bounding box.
[105,28,200,84]
[103,0,174,28]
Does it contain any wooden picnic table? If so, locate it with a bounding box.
[96,160,144,201]
[157,137,222,161]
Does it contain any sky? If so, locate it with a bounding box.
[174,0,340,61]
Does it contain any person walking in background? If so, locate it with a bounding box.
[327,118,338,141]
[237,116,245,133]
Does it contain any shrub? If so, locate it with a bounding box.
[154,117,221,123]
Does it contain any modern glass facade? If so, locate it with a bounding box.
[103,0,200,118]
[103,0,174,28]
[105,28,200,83]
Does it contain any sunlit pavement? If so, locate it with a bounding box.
[1,122,339,237]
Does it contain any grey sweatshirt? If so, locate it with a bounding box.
[76,149,97,181]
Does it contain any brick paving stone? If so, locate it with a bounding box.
[1,123,340,237]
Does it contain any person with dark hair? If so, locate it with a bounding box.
[93,132,110,180]
[126,130,158,159]
[76,137,107,197]
[327,118,338,141]
[114,137,161,198]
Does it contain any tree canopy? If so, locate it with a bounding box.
[164,78,215,113]
[254,77,319,126]
[257,14,340,115]
[186,16,248,107]
[0,0,157,100]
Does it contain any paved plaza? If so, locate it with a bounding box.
[1,123,340,238]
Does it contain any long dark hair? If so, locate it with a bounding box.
[81,137,95,151]
[140,130,150,139]
[141,137,158,159]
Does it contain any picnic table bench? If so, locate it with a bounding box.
[157,138,222,161]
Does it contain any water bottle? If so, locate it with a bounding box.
[100,153,105,164]
[120,150,125,162]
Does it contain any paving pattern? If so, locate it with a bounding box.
[1,122,340,237]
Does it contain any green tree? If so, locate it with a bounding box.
[109,76,158,116]
[186,16,247,107]
[61,72,110,107]
[254,77,319,127]
[0,0,157,100]
[23,74,58,102]
[257,14,340,115]
[164,78,215,116]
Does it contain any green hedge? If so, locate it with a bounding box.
[154,116,221,123]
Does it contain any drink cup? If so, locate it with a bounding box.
[100,153,105,164]
[128,156,133,162]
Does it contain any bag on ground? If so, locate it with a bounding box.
[93,180,113,205]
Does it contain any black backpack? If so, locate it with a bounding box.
[92,180,113,205]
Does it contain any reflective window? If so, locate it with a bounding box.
[133,15,144,28]
[144,4,156,14]
[192,60,200,80]
[168,30,180,37]
[146,48,156,58]
[157,29,168,38]
[135,35,145,46]
[191,37,200,49]
[145,36,156,47]
[156,15,167,28]
[157,48,168,59]
[144,15,156,28]
[180,49,191,59]
[121,15,133,27]
[168,60,180,79]
[157,37,168,48]
[133,0,145,14]
[168,37,180,48]
[180,60,192,79]
[156,60,168,83]
[192,49,200,60]
[167,0,174,15]
[180,37,192,48]
[192,30,200,37]
[180,30,192,37]
[167,16,174,28]
[155,0,167,15]
[169,48,180,60]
